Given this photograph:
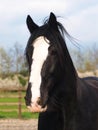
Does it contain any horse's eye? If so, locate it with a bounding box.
[51,50,57,55]
[48,46,57,55]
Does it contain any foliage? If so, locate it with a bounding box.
[19,69,28,77]
[0,72,14,79]
[0,42,27,76]
[0,47,13,74]
[71,43,98,72]
[0,42,98,76]
[18,76,27,87]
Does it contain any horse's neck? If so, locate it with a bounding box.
[63,45,77,81]
[62,74,78,130]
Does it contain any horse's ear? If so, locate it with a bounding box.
[48,12,58,31]
[26,15,39,33]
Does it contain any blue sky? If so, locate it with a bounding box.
[0,0,98,50]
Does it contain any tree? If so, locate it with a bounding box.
[84,44,98,71]
[11,42,26,73]
[70,48,85,72]
[0,47,12,75]
[71,43,98,72]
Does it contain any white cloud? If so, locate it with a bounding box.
[0,0,67,18]
[63,4,98,44]
[0,0,67,48]
[0,0,98,48]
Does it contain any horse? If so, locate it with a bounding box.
[25,12,98,130]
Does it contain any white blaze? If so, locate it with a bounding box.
[29,36,49,104]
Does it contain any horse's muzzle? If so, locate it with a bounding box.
[25,96,47,112]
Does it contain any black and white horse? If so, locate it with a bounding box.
[25,12,98,130]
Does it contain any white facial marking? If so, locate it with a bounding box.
[29,36,49,105]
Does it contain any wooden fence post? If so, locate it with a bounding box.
[18,87,22,118]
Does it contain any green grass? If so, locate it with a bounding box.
[0,111,18,118]
[0,91,25,97]
[0,105,27,109]
[0,98,19,102]
[0,111,39,119]
[0,91,39,119]
[0,105,18,109]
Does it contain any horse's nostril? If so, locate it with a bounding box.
[37,97,41,105]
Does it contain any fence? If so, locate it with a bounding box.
[0,88,38,119]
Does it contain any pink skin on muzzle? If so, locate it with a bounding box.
[27,104,47,113]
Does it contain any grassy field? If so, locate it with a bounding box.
[0,91,39,119]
